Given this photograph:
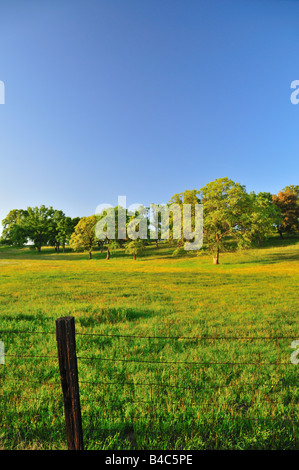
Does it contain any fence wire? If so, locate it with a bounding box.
[0,326,298,449]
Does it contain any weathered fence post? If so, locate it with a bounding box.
[56,316,84,450]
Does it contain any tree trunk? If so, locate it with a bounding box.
[213,248,219,265]
[155,240,158,248]
[37,246,41,253]
[278,230,284,239]
[89,251,92,259]
[133,253,136,260]
[106,248,110,260]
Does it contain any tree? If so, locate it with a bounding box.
[106,240,119,260]
[282,185,299,197]
[149,204,162,248]
[125,240,144,260]
[246,192,282,246]
[0,209,28,246]
[126,205,148,243]
[69,216,98,259]
[56,216,80,252]
[20,206,55,252]
[199,177,251,264]
[272,190,299,238]
[47,210,66,252]
[95,205,129,248]
[0,207,80,252]
[168,189,201,251]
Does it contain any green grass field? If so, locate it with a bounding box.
[0,238,298,450]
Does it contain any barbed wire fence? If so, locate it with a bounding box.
[0,316,298,450]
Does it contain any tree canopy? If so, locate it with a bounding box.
[69,215,98,259]
[0,205,80,252]
[199,178,252,264]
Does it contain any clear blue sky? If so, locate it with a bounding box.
[0,0,298,229]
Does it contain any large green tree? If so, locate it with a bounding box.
[282,185,299,197]
[199,177,251,264]
[56,216,80,252]
[125,239,144,260]
[0,209,28,246]
[47,210,66,252]
[126,205,148,243]
[95,205,130,257]
[246,192,282,246]
[19,206,55,252]
[168,189,201,251]
[69,215,98,259]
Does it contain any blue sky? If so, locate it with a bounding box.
[0,0,298,229]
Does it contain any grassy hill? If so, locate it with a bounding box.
[0,237,298,449]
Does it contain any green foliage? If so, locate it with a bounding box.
[1,179,298,263]
[0,209,28,246]
[199,177,251,264]
[168,189,201,248]
[69,215,98,259]
[96,205,130,246]
[125,239,144,259]
[126,205,149,242]
[56,216,80,251]
[105,240,120,260]
[108,240,120,253]
[245,192,282,246]
[0,206,80,252]
[20,206,56,252]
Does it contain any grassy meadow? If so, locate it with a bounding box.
[0,237,298,450]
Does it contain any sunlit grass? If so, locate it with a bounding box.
[0,237,298,449]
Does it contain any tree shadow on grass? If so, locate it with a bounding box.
[261,250,299,264]
[259,235,299,249]
[0,237,298,265]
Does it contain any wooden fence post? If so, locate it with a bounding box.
[56,316,84,450]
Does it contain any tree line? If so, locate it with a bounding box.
[1,178,298,263]
[0,206,80,253]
